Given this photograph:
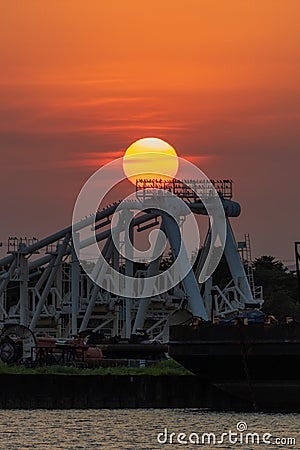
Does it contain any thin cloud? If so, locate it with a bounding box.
[68,97,149,108]
[81,124,188,133]
[0,76,124,87]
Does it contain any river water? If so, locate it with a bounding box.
[0,409,299,449]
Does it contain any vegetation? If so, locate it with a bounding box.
[253,256,299,319]
[0,358,192,376]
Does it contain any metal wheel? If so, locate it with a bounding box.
[0,325,36,362]
[0,337,18,364]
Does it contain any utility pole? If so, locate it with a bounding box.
[295,242,300,304]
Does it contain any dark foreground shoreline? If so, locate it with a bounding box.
[1,374,300,412]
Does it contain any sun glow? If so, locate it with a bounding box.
[123,137,179,185]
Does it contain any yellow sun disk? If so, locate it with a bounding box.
[123,138,179,185]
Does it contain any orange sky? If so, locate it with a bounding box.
[0,0,300,262]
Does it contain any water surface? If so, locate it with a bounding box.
[0,409,299,449]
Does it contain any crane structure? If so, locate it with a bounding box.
[0,179,262,341]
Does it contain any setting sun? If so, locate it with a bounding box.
[122,137,179,185]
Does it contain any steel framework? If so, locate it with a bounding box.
[0,179,262,341]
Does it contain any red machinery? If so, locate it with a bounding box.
[35,337,104,367]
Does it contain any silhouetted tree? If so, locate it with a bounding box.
[253,256,299,318]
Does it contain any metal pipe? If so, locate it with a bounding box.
[0,197,239,268]
[79,237,113,333]
[29,234,70,331]
[162,213,208,320]
[132,224,165,333]
[29,255,53,271]
[79,212,158,251]
[295,242,300,304]
[194,227,212,282]
[91,317,114,333]
[34,257,56,292]
[0,259,17,297]
[25,212,157,274]
[190,199,241,217]
[124,214,134,339]
[71,233,80,336]
[19,253,29,326]
[224,218,254,303]
[0,205,118,267]
[137,220,159,232]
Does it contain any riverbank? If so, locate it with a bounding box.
[1,373,300,411]
[0,374,207,409]
[1,361,300,411]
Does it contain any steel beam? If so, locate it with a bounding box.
[224,218,254,303]
[132,224,165,333]
[79,237,113,333]
[71,233,80,336]
[29,234,70,331]
[162,213,208,320]
[124,212,134,338]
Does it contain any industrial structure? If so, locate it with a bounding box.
[0,179,263,345]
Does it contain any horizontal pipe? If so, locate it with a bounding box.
[190,199,241,217]
[0,194,240,270]
[0,205,119,266]
[137,220,159,232]
[93,219,111,231]
[26,212,157,271]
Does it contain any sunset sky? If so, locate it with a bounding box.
[1,0,300,263]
